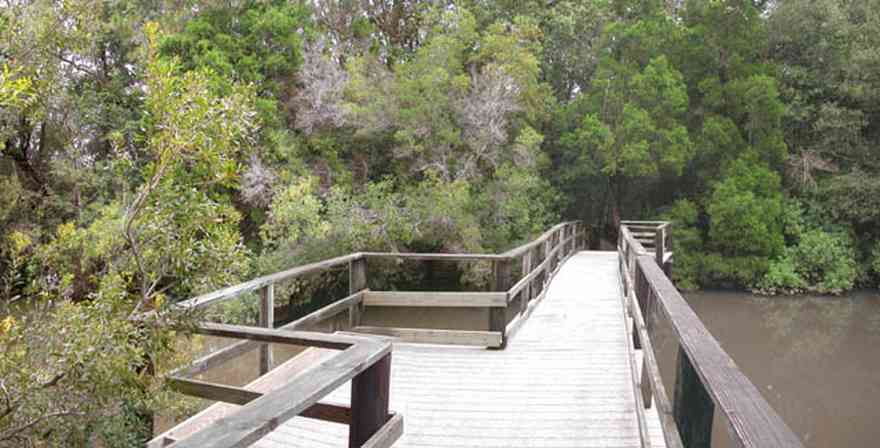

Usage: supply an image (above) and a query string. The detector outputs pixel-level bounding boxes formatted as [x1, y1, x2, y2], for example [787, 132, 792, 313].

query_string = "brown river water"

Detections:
[683, 290, 880, 448]
[161, 290, 880, 447]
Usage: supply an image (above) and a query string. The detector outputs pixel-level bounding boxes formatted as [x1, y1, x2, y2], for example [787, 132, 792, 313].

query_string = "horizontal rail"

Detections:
[351, 326, 503, 347]
[179, 253, 364, 309]
[363, 291, 508, 307]
[287, 290, 366, 330]
[500, 221, 581, 259]
[362, 252, 504, 261]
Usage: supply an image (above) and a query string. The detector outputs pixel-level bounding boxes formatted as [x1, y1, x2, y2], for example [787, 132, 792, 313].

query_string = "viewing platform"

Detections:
[150, 222, 803, 448]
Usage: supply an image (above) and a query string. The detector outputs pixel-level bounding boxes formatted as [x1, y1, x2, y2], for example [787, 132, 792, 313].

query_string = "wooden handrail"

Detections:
[155, 221, 587, 447]
[163, 325, 396, 448]
[618, 223, 803, 448]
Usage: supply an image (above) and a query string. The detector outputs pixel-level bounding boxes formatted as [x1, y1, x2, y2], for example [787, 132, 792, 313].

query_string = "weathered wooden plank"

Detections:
[637, 256, 803, 448]
[362, 252, 503, 261]
[173, 338, 258, 378]
[170, 339, 391, 448]
[301, 402, 352, 425]
[349, 258, 368, 328]
[287, 291, 365, 331]
[490, 258, 512, 348]
[167, 377, 262, 405]
[363, 291, 507, 308]
[192, 322, 354, 350]
[350, 352, 391, 447]
[501, 221, 580, 259]
[351, 326, 503, 347]
[362, 413, 404, 448]
[179, 253, 365, 309]
[259, 284, 275, 375]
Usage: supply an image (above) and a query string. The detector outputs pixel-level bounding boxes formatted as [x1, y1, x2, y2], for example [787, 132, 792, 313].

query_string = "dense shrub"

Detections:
[758, 228, 858, 294]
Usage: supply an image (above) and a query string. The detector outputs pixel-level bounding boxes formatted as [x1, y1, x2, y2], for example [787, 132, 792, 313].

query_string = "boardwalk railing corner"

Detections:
[618, 221, 804, 448]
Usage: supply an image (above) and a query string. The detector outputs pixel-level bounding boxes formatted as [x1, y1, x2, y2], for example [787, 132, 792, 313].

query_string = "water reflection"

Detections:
[686, 290, 880, 448]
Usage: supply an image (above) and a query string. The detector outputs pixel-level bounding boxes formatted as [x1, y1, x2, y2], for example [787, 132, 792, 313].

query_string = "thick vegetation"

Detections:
[1, 0, 879, 445]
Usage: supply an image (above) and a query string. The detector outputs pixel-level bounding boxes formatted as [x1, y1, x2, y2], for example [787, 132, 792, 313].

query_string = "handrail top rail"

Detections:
[500, 220, 581, 259]
[177, 221, 583, 310]
[168, 323, 393, 448]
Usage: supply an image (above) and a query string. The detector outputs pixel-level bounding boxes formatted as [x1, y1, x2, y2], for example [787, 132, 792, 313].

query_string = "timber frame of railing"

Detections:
[149, 221, 587, 448]
[618, 222, 805, 448]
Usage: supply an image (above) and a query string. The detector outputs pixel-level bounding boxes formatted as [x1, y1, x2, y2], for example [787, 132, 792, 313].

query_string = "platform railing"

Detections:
[149, 221, 587, 447]
[618, 222, 804, 448]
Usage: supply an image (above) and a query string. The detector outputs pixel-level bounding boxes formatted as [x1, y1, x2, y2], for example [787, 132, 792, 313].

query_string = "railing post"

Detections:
[258, 283, 274, 375]
[491, 258, 512, 349]
[521, 251, 531, 315]
[655, 226, 665, 267]
[674, 346, 714, 448]
[349, 352, 391, 448]
[349, 256, 368, 329]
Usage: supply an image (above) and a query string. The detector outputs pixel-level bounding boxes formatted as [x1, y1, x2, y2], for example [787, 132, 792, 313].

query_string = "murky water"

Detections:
[684, 290, 880, 447]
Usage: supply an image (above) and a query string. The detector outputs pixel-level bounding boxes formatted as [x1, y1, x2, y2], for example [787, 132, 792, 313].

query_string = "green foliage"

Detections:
[707, 157, 784, 258]
[0, 293, 186, 447]
[159, 0, 311, 127]
[872, 241, 880, 281]
[704, 157, 784, 287]
[759, 229, 858, 295]
[661, 199, 703, 291]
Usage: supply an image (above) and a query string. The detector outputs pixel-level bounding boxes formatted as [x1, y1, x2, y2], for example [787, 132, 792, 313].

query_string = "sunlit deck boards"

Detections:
[254, 251, 651, 448]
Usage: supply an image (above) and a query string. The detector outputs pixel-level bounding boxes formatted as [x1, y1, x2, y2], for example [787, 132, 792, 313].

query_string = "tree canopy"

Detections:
[2, 0, 880, 445]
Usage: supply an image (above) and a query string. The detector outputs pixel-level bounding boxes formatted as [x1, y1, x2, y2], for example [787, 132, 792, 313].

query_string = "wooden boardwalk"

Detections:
[249, 251, 661, 448]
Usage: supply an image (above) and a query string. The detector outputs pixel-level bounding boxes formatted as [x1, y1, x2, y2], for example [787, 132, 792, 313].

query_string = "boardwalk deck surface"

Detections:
[249, 251, 661, 448]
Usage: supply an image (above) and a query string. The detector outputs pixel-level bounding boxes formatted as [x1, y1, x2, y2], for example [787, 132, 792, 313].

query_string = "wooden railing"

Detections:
[150, 221, 587, 447]
[618, 222, 804, 448]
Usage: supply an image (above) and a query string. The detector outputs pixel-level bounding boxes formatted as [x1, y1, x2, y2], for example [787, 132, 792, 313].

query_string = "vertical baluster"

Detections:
[258, 283, 274, 375]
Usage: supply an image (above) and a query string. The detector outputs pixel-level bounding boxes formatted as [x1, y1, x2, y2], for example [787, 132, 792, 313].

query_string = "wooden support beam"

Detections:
[167, 377, 261, 405]
[349, 257, 368, 329]
[351, 326, 503, 347]
[193, 322, 353, 350]
[362, 252, 503, 261]
[490, 258, 512, 349]
[259, 284, 274, 375]
[674, 346, 715, 448]
[350, 352, 391, 448]
[288, 291, 365, 331]
[363, 291, 507, 308]
[521, 251, 531, 315]
[301, 401, 352, 425]
[362, 413, 404, 448]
